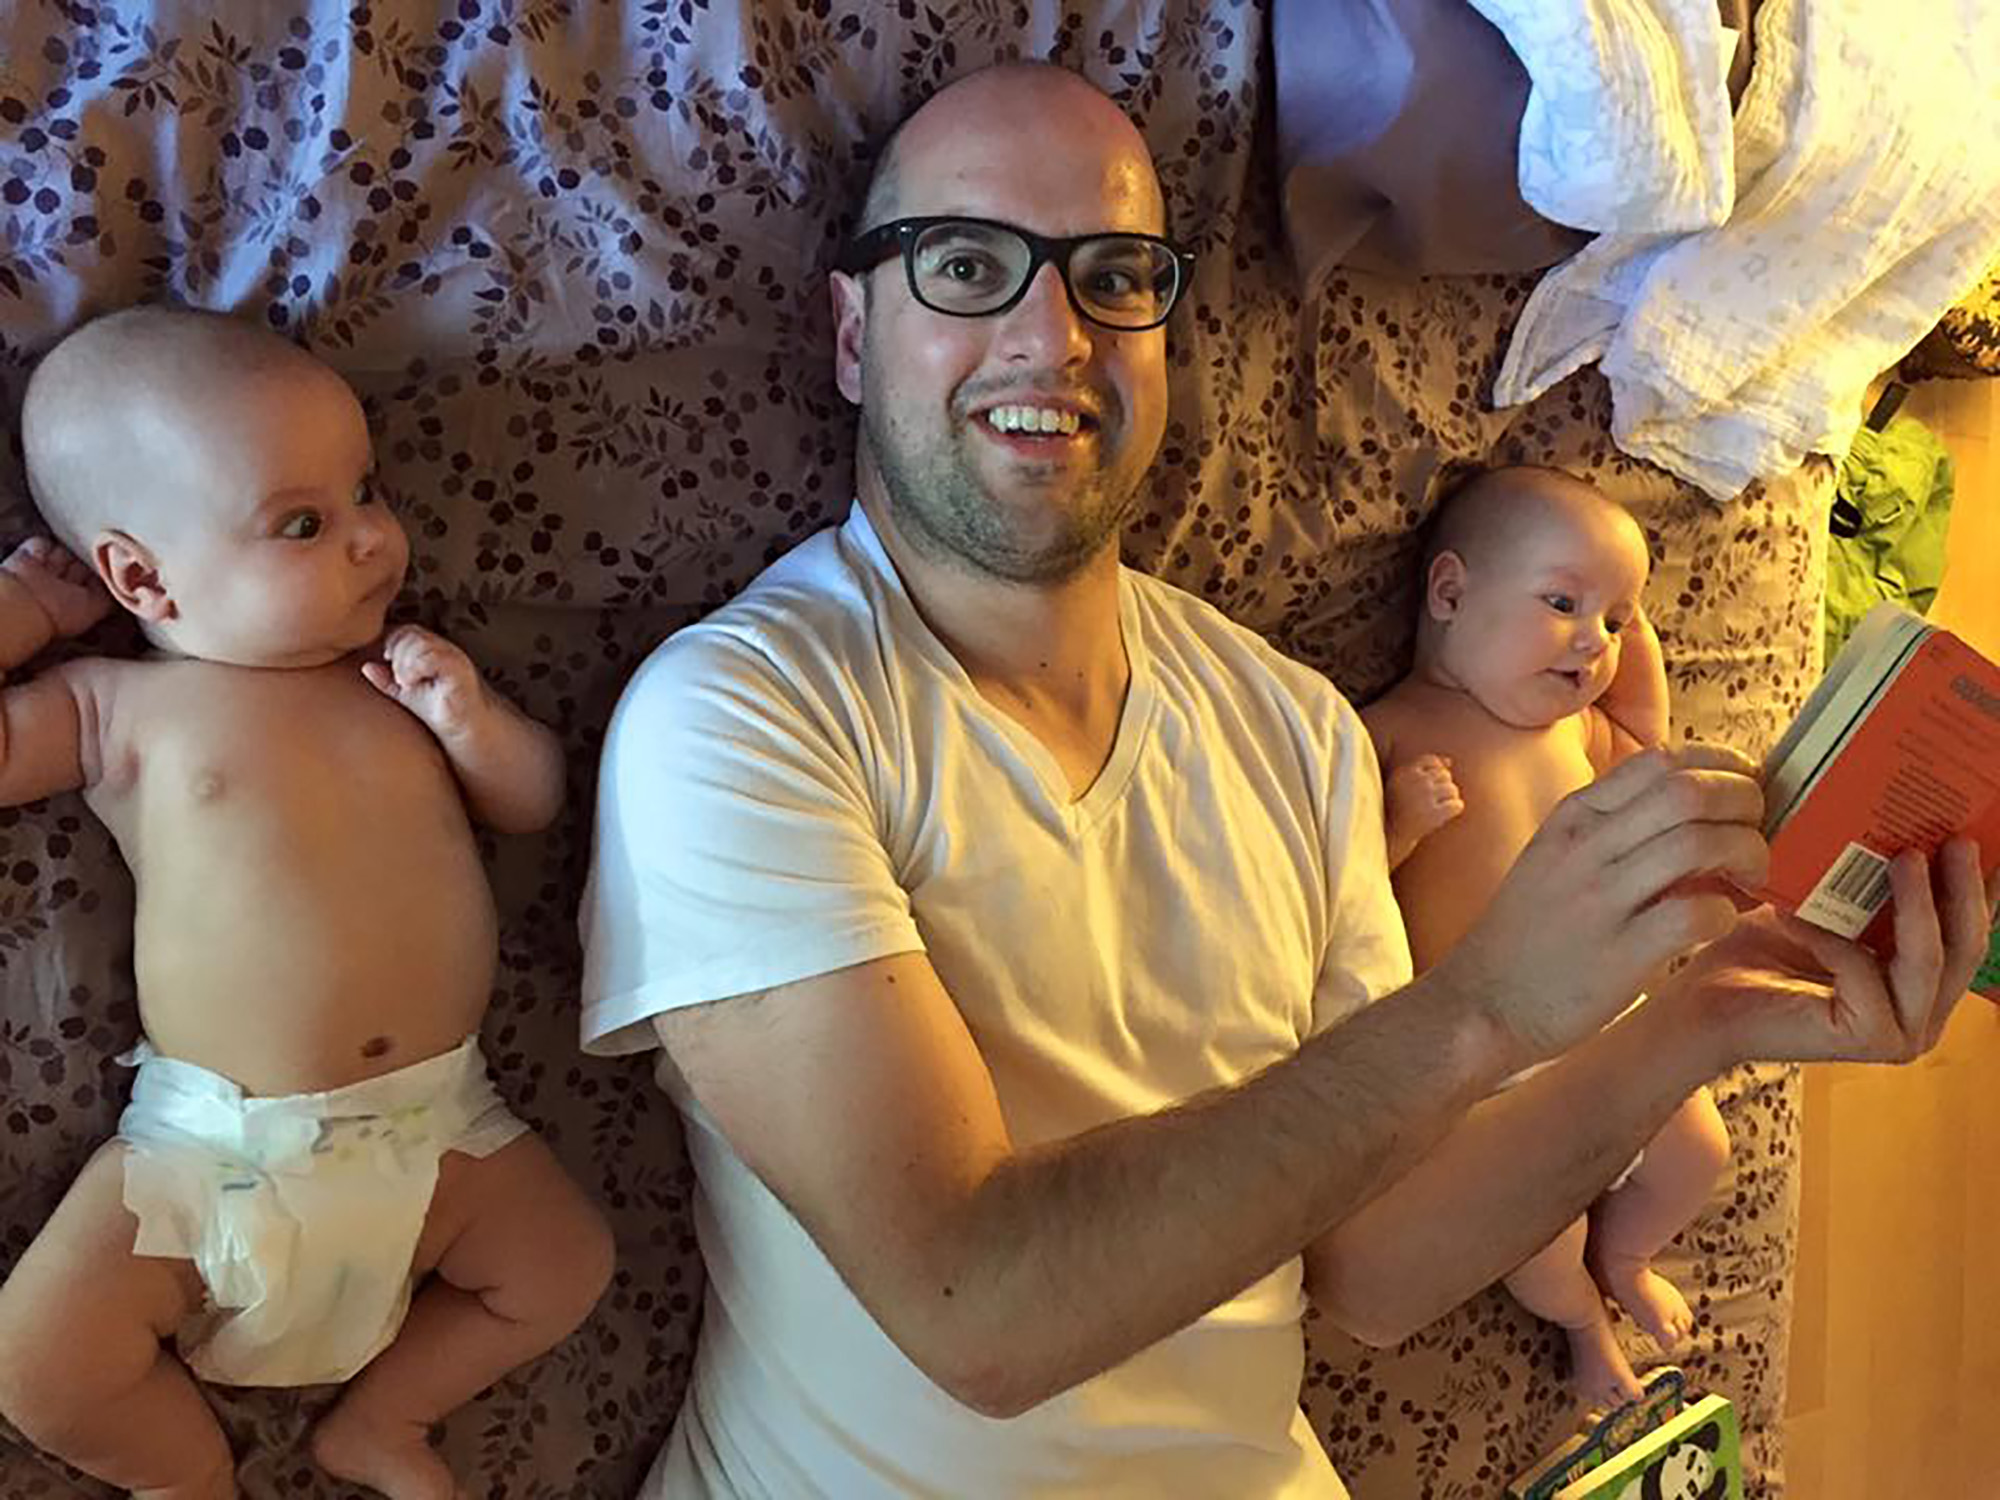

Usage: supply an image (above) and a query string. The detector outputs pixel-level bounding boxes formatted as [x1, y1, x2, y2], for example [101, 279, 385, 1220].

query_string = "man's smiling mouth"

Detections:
[985, 404, 1082, 436]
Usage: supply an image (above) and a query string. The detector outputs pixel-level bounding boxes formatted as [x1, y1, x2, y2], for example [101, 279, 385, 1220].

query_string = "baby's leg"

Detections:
[0, 1144, 232, 1500]
[1587, 1086, 1731, 1354]
[310, 1132, 613, 1500]
[1504, 1213, 1644, 1411]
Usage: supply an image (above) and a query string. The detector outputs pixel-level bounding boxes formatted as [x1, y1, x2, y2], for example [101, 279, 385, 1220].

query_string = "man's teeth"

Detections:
[986, 405, 1082, 436]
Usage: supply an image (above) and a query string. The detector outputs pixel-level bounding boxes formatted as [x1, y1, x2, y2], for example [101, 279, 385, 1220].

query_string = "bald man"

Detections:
[579, 64, 1996, 1498]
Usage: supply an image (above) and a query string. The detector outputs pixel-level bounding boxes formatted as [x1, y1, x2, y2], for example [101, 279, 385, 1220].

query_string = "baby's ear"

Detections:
[1425, 550, 1468, 623]
[93, 530, 175, 623]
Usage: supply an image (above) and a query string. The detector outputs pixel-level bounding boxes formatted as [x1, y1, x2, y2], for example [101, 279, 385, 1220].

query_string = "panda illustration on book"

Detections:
[1612, 1414, 1729, 1500]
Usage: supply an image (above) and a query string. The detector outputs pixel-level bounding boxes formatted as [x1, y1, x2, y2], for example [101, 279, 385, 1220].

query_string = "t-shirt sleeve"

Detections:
[578, 628, 924, 1054]
[1309, 695, 1414, 1034]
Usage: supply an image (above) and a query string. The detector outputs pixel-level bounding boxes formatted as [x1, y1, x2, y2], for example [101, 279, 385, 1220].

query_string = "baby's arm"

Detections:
[364, 625, 565, 833]
[1381, 754, 1464, 868]
[1363, 700, 1465, 868]
[1592, 605, 1669, 768]
[0, 540, 111, 806]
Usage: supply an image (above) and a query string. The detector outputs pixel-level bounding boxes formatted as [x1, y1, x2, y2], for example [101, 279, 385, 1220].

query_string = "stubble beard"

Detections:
[860, 391, 1140, 587]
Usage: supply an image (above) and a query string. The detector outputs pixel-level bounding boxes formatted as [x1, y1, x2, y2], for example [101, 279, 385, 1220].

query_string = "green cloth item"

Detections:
[1823, 414, 1954, 665]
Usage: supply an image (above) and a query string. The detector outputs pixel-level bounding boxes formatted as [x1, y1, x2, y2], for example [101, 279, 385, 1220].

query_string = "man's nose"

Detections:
[995, 262, 1092, 366]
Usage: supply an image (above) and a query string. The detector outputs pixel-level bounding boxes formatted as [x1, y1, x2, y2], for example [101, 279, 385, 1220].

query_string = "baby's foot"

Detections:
[310, 1406, 460, 1500]
[1595, 1256, 1696, 1354]
[1563, 1317, 1646, 1414]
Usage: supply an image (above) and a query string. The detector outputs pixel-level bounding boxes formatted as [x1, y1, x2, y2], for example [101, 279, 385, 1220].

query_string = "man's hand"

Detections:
[0, 539, 112, 641]
[1667, 837, 2000, 1072]
[362, 624, 488, 742]
[1435, 744, 1769, 1070]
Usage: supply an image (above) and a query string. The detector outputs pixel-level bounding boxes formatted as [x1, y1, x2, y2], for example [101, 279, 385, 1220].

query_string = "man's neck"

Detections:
[860, 494, 1130, 796]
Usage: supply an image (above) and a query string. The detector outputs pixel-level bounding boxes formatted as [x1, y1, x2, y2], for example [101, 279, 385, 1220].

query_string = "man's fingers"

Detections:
[1606, 821, 1770, 915]
[1878, 849, 1947, 1043]
[1562, 764, 1766, 872]
[1573, 744, 1760, 817]
[1623, 886, 1742, 977]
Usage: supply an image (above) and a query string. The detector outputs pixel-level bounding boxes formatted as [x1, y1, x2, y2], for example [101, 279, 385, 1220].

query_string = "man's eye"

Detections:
[1084, 266, 1142, 301]
[278, 512, 323, 540]
[935, 252, 1001, 285]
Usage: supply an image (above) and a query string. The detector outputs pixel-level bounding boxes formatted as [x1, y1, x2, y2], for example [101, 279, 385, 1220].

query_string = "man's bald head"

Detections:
[856, 62, 1166, 238]
[21, 306, 339, 553]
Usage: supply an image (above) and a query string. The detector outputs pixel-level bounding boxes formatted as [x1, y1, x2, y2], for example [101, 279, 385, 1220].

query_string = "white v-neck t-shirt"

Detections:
[581, 504, 1412, 1498]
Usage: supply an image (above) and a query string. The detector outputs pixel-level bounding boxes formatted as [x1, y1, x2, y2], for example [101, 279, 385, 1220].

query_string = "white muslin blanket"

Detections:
[1491, 0, 2000, 501]
[1468, 0, 1737, 235]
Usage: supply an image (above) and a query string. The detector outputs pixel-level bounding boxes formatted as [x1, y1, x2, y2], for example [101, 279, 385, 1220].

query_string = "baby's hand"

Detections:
[0, 538, 112, 639]
[1387, 753, 1464, 845]
[362, 625, 488, 741]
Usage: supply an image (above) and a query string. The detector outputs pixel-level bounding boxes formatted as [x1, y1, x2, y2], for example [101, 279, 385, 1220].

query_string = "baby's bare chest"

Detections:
[95, 662, 461, 840]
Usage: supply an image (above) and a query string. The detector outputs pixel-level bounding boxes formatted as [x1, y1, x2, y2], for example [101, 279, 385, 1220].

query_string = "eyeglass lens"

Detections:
[908, 221, 1178, 328]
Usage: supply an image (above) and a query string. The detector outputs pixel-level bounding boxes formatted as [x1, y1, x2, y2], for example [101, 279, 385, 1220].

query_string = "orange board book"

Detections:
[1753, 602, 2000, 995]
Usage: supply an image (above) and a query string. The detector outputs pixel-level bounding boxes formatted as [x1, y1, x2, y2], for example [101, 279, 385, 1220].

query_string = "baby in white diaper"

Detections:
[0, 307, 614, 1500]
[1363, 466, 1730, 1413]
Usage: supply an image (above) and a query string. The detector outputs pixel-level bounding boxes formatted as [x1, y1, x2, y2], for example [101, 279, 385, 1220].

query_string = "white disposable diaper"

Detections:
[1496, 996, 1649, 1192]
[117, 1034, 527, 1387]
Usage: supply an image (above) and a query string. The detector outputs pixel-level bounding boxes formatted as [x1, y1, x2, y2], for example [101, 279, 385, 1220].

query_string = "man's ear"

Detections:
[92, 530, 176, 623]
[830, 271, 868, 407]
[1425, 550, 1468, 624]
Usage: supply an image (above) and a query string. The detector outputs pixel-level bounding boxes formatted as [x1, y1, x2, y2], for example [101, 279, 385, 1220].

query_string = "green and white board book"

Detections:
[1505, 1368, 1742, 1500]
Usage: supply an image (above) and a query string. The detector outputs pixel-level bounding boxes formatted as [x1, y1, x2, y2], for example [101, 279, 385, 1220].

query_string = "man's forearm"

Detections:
[1303, 995, 1720, 1347]
[895, 969, 1514, 1417]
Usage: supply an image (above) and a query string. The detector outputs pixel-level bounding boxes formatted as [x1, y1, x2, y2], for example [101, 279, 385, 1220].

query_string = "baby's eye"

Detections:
[1606, 616, 1629, 635]
[1543, 594, 1575, 615]
[277, 511, 324, 540]
[355, 476, 379, 506]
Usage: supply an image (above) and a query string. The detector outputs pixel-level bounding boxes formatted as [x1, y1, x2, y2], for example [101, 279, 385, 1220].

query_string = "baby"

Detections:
[1363, 465, 1730, 1411]
[0, 308, 613, 1500]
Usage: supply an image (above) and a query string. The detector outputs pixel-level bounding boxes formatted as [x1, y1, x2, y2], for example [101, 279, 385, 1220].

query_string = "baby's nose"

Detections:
[351, 512, 388, 559]
[1573, 622, 1612, 655]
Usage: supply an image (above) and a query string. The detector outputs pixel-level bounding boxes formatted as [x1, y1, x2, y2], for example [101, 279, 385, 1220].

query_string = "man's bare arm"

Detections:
[662, 948, 1511, 1419]
[659, 749, 1767, 1417]
[1302, 997, 1705, 1345]
[1306, 837, 1999, 1346]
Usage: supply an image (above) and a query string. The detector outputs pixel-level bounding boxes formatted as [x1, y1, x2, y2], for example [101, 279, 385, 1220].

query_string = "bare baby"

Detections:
[0, 308, 613, 1500]
[1364, 466, 1730, 1411]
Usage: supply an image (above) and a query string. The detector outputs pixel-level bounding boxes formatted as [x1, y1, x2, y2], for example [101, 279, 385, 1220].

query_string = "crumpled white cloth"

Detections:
[1492, 0, 2000, 501]
[1468, 0, 1736, 235]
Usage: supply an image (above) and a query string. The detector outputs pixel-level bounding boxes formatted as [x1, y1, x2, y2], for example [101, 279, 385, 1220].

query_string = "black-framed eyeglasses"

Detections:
[835, 215, 1196, 332]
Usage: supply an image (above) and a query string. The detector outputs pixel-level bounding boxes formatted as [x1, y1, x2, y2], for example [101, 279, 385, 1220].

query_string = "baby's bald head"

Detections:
[21, 306, 338, 554]
[1423, 465, 1639, 577]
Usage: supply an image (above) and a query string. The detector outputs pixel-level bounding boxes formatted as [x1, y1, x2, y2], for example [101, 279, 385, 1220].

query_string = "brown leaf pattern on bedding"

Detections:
[0, 4, 1822, 1495]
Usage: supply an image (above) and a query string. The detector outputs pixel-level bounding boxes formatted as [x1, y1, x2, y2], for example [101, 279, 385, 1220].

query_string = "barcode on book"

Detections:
[1796, 843, 1893, 937]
